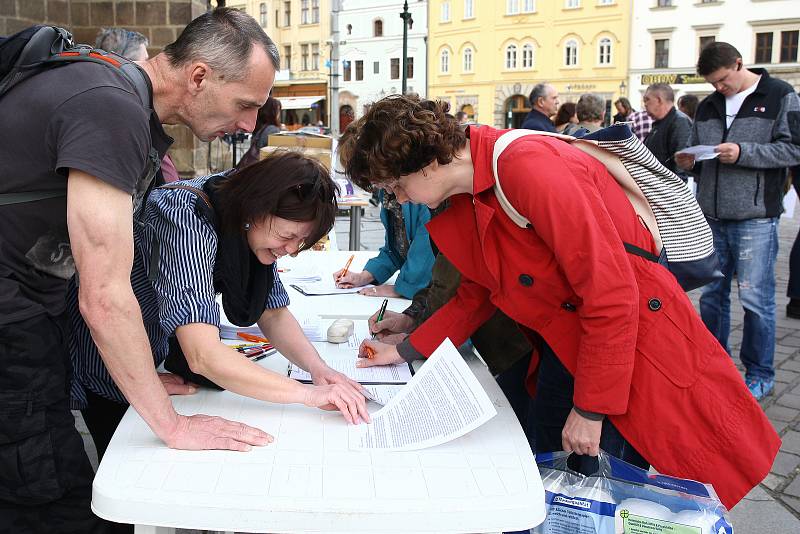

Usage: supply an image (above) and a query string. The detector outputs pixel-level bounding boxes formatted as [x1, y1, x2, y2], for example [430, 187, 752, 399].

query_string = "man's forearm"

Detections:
[81, 283, 179, 441]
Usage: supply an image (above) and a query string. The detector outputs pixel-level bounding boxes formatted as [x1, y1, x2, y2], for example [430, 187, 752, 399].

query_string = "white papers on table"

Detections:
[348, 338, 497, 451]
[289, 281, 375, 296]
[218, 305, 260, 340]
[676, 145, 719, 161]
[362, 385, 403, 406]
[301, 316, 326, 342]
[277, 265, 321, 283]
[290, 320, 412, 384]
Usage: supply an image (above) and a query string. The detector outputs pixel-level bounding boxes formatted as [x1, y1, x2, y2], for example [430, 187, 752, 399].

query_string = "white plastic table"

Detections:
[91, 251, 546, 533]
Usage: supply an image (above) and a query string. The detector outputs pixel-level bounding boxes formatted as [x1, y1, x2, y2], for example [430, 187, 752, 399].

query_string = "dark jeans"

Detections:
[81, 390, 130, 462]
[0, 313, 106, 533]
[789, 181, 800, 299]
[531, 342, 649, 472]
[494, 351, 535, 451]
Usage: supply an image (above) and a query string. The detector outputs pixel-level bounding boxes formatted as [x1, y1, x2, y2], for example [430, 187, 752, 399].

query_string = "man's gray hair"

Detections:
[529, 83, 551, 107]
[164, 7, 280, 82]
[646, 83, 675, 102]
[576, 93, 605, 122]
[95, 28, 149, 60]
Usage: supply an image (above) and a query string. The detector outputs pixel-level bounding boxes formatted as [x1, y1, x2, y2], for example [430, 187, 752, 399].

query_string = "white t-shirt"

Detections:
[725, 76, 761, 128]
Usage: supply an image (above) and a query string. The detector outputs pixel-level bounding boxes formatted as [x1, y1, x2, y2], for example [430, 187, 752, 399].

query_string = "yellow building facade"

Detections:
[240, 0, 331, 127]
[428, 0, 631, 128]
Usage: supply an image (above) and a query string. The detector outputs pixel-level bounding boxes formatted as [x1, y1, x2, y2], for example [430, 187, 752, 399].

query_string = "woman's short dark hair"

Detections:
[697, 42, 741, 76]
[554, 102, 577, 127]
[678, 94, 699, 120]
[339, 94, 466, 190]
[214, 151, 338, 252]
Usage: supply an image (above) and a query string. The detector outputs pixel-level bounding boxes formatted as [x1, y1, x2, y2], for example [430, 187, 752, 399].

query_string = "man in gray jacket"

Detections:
[676, 42, 800, 400]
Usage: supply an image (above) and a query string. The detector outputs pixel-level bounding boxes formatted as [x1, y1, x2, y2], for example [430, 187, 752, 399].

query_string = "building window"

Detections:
[343, 60, 351, 81]
[374, 61, 380, 74]
[523, 0, 535, 12]
[507, 0, 519, 14]
[522, 43, 534, 68]
[657, 0, 672, 6]
[347, 24, 352, 35]
[440, 49, 450, 73]
[355, 60, 363, 81]
[374, 19, 383, 37]
[391, 58, 400, 79]
[654, 38, 669, 68]
[505, 44, 518, 69]
[406, 57, 414, 79]
[699, 35, 715, 53]
[755, 32, 773, 64]
[312, 0, 319, 23]
[781, 30, 799, 63]
[463, 47, 473, 71]
[464, 0, 474, 18]
[259, 3, 267, 27]
[565, 0, 580, 8]
[311, 43, 319, 70]
[301, 0, 309, 24]
[284, 45, 291, 70]
[598, 0, 613, 5]
[441, 1, 450, 22]
[598, 37, 612, 65]
[564, 39, 578, 66]
[301, 44, 309, 70]
[283, 1, 291, 26]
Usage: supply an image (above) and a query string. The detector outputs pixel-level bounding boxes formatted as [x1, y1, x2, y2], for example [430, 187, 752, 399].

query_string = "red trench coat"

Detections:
[408, 125, 780, 509]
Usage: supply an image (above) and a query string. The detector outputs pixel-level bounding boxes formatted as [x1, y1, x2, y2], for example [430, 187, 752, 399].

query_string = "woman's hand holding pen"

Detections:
[301, 383, 370, 425]
[357, 339, 405, 367]
[332, 269, 373, 288]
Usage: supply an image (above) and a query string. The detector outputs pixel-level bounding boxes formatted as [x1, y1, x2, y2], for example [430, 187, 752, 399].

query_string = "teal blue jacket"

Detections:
[364, 196, 435, 299]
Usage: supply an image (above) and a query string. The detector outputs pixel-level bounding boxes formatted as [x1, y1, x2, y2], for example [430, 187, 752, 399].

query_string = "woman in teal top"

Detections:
[335, 190, 435, 299]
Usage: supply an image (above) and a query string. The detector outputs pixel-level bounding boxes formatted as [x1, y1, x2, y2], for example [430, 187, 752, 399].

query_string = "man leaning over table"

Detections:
[676, 41, 800, 401]
[0, 8, 278, 532]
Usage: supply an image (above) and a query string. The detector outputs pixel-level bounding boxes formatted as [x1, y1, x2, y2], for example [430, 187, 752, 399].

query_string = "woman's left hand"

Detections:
[158, 372, 198, 396]
[356, 339, 405, 367]
[358, 284, 400, 298]
[310, 363, 362, 391]
[561, 408, 603, 456]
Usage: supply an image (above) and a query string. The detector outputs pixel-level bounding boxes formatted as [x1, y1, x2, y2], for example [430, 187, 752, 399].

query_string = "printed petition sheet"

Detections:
[349, 338, 497, 451]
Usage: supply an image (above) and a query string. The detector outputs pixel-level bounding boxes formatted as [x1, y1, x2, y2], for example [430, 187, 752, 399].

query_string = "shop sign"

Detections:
[641, 73, 707, 85]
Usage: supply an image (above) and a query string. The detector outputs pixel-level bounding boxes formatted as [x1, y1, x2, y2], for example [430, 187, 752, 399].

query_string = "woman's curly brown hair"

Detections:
[339, 94, 466, 191]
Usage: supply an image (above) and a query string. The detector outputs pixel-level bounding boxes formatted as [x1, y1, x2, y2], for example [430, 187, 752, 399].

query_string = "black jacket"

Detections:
[520, 108, 556, 132]
[644, 106, 692, 176]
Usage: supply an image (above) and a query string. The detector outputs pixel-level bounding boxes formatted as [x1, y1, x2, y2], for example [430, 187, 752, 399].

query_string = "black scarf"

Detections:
[202, 175, 274, 327]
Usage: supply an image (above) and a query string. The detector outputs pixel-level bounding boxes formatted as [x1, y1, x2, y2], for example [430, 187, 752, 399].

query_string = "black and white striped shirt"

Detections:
[69, 174, 289, 409]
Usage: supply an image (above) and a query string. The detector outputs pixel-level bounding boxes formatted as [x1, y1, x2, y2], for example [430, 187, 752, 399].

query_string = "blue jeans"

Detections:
[699, 217, 778, 380]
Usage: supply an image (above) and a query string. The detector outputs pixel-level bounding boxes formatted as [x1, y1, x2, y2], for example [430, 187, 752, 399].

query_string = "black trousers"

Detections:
[789, 181, 800, 299]
[0, 313, 107, 533]
[81, 390, 130, 463]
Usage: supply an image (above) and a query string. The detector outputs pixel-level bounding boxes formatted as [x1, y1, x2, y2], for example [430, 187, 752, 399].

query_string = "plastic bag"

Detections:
[531, 450, 734, 534]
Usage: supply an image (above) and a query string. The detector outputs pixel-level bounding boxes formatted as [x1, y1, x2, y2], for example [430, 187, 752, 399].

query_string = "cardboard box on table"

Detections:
[259, 134, 332, 169]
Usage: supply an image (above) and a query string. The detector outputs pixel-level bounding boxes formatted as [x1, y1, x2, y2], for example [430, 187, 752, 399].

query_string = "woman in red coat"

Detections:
[341, 95, 779, 509]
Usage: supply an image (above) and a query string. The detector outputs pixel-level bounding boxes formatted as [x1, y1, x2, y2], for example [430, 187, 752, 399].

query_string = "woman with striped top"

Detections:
[69, 152, 369, 460]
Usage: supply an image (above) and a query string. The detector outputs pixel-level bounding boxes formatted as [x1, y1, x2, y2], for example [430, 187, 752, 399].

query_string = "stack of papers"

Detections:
[290, 281, 374, 296]
[277, 265, 322, 283]
[301, 316, 326, 342]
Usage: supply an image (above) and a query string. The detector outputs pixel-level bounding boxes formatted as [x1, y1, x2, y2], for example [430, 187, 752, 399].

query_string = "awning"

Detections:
[277, 96, 325, 110]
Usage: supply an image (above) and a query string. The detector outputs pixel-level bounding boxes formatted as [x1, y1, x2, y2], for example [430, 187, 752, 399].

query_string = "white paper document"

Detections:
[289, 281, 375, 296]
[362, 385, 403, 406]
[348, 338, 497, 451]
[676, 145, 719, 161]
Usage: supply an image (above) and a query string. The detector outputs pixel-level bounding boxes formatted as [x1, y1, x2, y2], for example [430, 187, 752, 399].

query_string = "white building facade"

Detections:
[338, 0, 428, 125]
[628, 0, 800, 107]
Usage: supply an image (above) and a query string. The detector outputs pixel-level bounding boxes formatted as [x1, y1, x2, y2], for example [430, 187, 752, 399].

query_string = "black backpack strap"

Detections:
[623, 242, 660, 263]
[0, 190, 65, 205]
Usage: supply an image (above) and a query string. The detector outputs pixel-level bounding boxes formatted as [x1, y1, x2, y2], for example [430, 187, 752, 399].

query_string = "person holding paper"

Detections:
[337, 94, 779, 510]
[675, 42, 800, 401]
[69, 152, 369, 461]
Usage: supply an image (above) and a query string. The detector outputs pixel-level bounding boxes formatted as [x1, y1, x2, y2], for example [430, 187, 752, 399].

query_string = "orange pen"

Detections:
[237, 332, 270, 344]
[364, 346, 376, 359]
[337, 254, 355, 283]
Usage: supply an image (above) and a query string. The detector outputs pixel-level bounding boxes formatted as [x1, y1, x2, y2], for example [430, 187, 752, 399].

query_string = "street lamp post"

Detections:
[400, 1, 413, 94]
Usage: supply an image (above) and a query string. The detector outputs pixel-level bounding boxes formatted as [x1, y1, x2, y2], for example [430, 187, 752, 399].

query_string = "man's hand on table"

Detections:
[163, 414, 274, 451]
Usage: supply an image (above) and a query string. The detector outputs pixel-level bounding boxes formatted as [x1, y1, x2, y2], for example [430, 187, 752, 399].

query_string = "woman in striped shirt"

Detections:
[69, 152, 369, 459]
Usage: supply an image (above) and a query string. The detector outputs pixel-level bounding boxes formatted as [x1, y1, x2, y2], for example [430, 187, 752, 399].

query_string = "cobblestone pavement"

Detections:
[75, 203, 800, 530]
